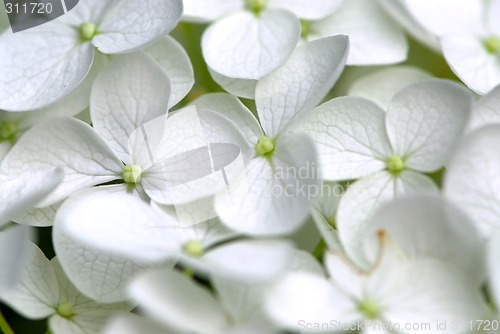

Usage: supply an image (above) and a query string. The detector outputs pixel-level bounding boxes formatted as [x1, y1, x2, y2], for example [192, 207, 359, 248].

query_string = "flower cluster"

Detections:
[1, 0, 500, 333]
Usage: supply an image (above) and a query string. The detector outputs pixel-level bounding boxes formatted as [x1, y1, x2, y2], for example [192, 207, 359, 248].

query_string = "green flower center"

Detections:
[56, 302, 75, 319]
[483, 35, 500, 55]
[301, 20, 312, 39]
[386, 155, 405, 175]
[182, 241, 204, 257]
[80, 22, 98, 41]
[246, 0, 268, 14]
[358, 298, 381, 320]
[255, 136, 275, 156]
[123, 165, 143, 184]
[0, 121, 17, 142]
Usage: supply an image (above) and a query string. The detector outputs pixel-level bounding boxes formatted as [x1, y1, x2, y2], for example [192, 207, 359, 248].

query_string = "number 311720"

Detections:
[5, 2, 53, 14]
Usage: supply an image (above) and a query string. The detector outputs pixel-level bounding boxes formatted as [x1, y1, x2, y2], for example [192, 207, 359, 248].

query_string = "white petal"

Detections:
[265, 272, 356, 332]
[93, 0, 183, 54]
[373, 258, 487, 326]
[0, 225, 31, 290]
[270, 0, 344, 20]
[444, 125, 500, 234]
[469, 84, 500, 130]
[14, 204, 61, 227]
[0, 169, 63, 224]
[0, 26, 93, 111]
[90, 52, 170, 163]
[182, 0, 243, 22]
[337, 171, 438, 269]
[403, 0, 482, 36]
[296, 97, 392, 180]
[377, 0, 440, 51]
[55, 190, 182, 264]
[208, 68, 258, 99]
[202, 9, 300, 80]
[190, 93, 263, 145]
[348, 65, 432, 110]
[53, 187, 149, 303]
[0, 242, 58, 319]
[145, 36, 194, 108]
[0, 118, 123, 207]
[364, 195, 485, 284]
[441, 35, 500, 95]
[50, 310, 128, 334]
[185, 239, 295, 281]
[386, 79, 472, 172]
[311, 0, 407, 65]
[129, 269, 228, 333]
[216, 134, 320, 236]
[257, 35, 348, 137]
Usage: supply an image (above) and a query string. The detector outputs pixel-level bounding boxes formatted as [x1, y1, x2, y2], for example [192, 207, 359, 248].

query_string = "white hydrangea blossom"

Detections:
[0, 0, 183, 111]
[0, 242, 130, 334]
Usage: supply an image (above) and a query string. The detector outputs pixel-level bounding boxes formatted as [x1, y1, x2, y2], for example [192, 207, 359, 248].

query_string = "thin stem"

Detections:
[0, 310, 14, 334]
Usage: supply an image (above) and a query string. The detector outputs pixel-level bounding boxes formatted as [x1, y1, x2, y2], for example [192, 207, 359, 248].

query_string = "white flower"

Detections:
[266, 229, 487, 333]
[103, 250, 322, 334]
[55, 190, 295, 284]
[183, 0, 343, 81]
[445, 125, 500, 235]
[296, 79, 472, 267]
[0, 0, 183, 111]
[191, 36, 348, 235]
[397, 0, 500, 94]
[487, 230, 500, 319]
[0, 242, 130, 334]
[0, 51, 193, 220]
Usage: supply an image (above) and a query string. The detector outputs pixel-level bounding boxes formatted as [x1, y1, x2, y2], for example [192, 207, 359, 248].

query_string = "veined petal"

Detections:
[0, 243, 58, 319]
[0, 118, 123, 207]
[53, 186, 150, 303]
[386, 79, 472, 172]
[270, 0, 344, 20]
[145, 36, 194, 108]
[14, 204, 61, 227]
[311, 0, 407, 65]
[182, 0, 243, 23]
[296, 97, 392, 181]
[257, 35, 348, 137]
[488, 230, 500, 307]
[93, 0, 183, 54]
[0, 25, 93, 111]
[444, 125, 500, 234]
[348, 66, 432, 110]
[90, 52, 171, 164]
[441, 35, 500, 95]
[202, 9, 300, 80]
[216, 134, 320, 236]
[58, 0, 113, 25]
